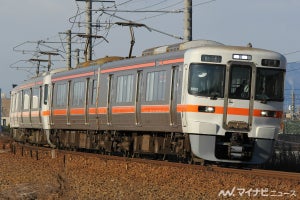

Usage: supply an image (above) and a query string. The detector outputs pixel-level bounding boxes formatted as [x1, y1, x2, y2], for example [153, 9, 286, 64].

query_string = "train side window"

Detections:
[55, 83, 67, 107]
[10, 94, 15, 113]
[23, 89, 31, 110]
[44, 84, 48, 105]
[32, 87, 39, 109]
[116, 74, 134, 103]
[16, 92, 21, 112]
[146, 70, 166, 101]
[72, 81, 85, 106]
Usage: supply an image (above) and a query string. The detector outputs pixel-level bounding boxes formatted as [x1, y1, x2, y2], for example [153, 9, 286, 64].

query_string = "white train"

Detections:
[10, 40, 286, 164]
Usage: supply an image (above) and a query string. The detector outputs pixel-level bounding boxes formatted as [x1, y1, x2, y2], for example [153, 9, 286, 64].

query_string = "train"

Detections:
[9, 40, 286, 164]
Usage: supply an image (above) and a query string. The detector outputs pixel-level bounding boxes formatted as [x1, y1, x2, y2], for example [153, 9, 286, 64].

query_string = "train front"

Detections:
[182, 45, 286, 164]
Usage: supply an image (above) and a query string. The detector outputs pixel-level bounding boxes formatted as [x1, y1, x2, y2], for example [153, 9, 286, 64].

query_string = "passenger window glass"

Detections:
[23, 89, 30, 110]
[72, 81, 85, 106]
[116, 75, 134, 103]
[55, 83, 67, 107]
[16, 92, 21, 111]
[229, 65, 251, 99]
[91, 80, 98, 105]
[146, 71, 166, 101]
[32, 87, 40, 109]
[44, 84, 48, 105]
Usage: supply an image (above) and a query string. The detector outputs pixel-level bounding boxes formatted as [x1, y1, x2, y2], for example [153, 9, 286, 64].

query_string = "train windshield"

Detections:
[188, 63, 225, 98]
[255, 68, 284, 102]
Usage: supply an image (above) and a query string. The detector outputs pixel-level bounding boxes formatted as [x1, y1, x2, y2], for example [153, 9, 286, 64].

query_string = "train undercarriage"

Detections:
[11, 128, 261, 165]
[11, 128, 196, 163]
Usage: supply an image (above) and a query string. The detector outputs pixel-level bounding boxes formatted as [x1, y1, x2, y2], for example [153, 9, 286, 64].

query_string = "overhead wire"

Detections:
[116, 0, 136, 7]
[12, 0, 218, 73]
[72, 0, 189, 53]
[132, 0, 216, 23]
[134, 0, 168, 11]
[193, 0, 217, 8]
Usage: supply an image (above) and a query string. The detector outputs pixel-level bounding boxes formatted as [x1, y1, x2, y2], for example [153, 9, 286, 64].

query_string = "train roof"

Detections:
[142, 40, 224, 56]
[99, 40, 224, 71]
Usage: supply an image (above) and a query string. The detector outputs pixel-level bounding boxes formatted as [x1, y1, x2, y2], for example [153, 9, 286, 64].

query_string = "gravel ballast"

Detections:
[0, 142, 299, 199]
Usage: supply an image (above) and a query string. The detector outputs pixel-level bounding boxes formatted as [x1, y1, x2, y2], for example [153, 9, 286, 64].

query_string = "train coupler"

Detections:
[215, 132, 254, 161]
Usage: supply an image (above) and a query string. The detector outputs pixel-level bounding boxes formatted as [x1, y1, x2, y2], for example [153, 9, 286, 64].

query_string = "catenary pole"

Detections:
[184, 0, 192, 42]
[86, 0, 92, 61]
[66, 30, 72, 69]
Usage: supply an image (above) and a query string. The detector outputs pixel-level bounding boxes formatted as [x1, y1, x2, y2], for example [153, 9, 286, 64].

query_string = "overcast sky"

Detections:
[1, 0, 300, 96]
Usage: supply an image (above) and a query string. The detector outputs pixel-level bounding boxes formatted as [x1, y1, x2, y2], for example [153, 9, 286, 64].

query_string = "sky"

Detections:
[1, 0, 300, 106]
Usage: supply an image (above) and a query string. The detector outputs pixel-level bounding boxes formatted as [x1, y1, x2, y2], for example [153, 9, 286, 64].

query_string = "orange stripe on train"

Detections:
[101, 62, 155, 74]
[112, 106, 135, 114]
[70, 108, 85, 115]
[46, 104, 282, 118]
[53, 109, 67, 116]
[141, 105, 170, 113]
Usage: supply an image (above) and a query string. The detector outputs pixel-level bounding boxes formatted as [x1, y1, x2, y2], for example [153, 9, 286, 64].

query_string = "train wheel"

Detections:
[187, 153, 206, 165]
[187, 153, 194, 164]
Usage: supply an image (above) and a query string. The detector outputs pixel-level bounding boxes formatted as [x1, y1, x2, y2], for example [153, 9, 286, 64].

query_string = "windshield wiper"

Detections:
[210, 92, 219, 100]
[260, 96, 270, 104]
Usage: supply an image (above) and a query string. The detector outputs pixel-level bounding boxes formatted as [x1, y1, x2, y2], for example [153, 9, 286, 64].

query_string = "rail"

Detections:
[3, 140, 299, 182]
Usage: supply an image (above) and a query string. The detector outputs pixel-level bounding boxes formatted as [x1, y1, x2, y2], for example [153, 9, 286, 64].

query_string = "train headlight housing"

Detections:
[261, 110, 277, 117]
[261, 59, 280, 67]
[198, 106, 215, 113]
[232, 54, 252, 60]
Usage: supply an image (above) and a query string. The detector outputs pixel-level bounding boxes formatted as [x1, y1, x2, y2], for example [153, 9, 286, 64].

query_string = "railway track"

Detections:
[3, 139, 299, 182]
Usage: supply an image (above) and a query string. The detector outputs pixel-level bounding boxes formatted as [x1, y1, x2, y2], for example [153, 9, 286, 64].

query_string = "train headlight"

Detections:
[198, 106, 215, 113]
[261, 110, 277, 117]
[232, 54, 252, 60]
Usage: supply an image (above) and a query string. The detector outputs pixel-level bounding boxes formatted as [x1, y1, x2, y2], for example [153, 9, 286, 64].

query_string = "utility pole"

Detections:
[291, 91, 295, 120]
[76, 0, 114, 61]
[66, 30, 72, 69]
[75, 0, 94, 61]
[86, 0, 92, 61]
[184, 0, 192, 42]
[75, 49, 80, 65]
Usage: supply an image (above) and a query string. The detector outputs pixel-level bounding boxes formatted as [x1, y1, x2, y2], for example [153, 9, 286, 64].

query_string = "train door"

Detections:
[67, 81, 71, 126]
[21, 89, 31, 126]
[170, 66, 179, 126]
[42, 74, 52, 130]
[135, 70, 143, 125]
[15, 92, 22, 127]
[69, 79, 88, 128]
[85, 78, 89, 125]
[30, 86, 42, 127]
[38, 86, 43, 124]
[223, 62, 256, 130]
[107, 74, 113, 125]
[89, 78, 99, 129]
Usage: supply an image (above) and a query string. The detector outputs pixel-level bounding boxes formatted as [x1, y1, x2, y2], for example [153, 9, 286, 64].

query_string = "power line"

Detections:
[193, 0, 216, 8]
[134, 0, 168, 11]
[284, 50, 300, 56]
[12, 0, 217, 75]
[116, 0, 136, 7]
[101, 10, 183, 40]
